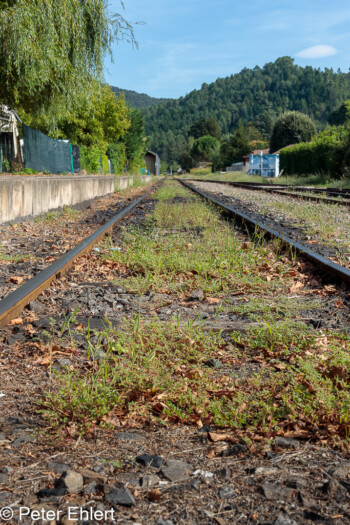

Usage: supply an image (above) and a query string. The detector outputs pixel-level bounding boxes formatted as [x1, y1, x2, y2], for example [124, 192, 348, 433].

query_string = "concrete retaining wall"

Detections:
[0, 175, 114, 224]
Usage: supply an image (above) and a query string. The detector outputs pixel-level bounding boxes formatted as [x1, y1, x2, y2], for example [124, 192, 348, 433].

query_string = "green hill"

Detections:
[142, 57, 350, 162]
[110, 86, 172, 109]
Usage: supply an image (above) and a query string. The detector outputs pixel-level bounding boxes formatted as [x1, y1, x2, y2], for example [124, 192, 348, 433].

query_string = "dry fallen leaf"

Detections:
[207, 297, 221, 305]
[10, 318, 23, 325]
[148, 488, 162, 501]
[334, 300, 346, 309]
[8, 276, 24, 284]
[288, 281, 304, 293]
[208, 432, 235, 443]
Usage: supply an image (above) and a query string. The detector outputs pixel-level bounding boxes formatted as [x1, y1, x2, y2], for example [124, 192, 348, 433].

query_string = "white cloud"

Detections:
[296, 45, 339, 58]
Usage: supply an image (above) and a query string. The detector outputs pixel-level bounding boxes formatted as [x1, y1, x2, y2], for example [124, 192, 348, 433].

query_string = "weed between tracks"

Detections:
[41, 317, 350, 445]
[105, 182, 294, 295]
[40, 181, 350, 446]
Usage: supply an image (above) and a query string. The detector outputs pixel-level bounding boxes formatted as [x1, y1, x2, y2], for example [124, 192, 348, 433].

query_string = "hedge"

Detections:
[280, 125, 350, 178]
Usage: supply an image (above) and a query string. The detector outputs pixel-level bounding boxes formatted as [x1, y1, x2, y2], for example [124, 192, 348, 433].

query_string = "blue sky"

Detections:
[105, 0, 350, 99]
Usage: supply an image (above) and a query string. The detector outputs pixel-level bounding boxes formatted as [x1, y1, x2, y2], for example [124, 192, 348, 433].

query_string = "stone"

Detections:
[187, 289, 204, 301]
[0, 432, 6, 441]
[273, 513, 299, 525]
[55, 358, 72, 369]
[29, 301, 47, 315]
[266, 451, 279, 460]
[33, 318, 52, 329]
[157, 520, 174, 525]
[259, 483, 294, 501]
[47, 462, 70, 473]
[160, 460, 193, 482]
[340, 480, 350, 493]
[77, 467, 107, 484]
[328, 461, 350, 479]
[57, 470, 84, 494]
[135, 454, 163, 468]
[215, 467, 231, 480]
[7, 334, 26, 344]
[188, 479, 201, 491]
[105, 487, 136, 507]
[204, 358, 223, 369]
[303, 510, 328, 522]
[83, 481, 98, 496]
[165, 459, 193, 470]
[218, 486, 237, 499]
[1, 466, 13, 473]
[286, 477, 308, 490]
[0, 473, 8, 483]
[321, 479, 347, 503]
[140, 474, 160, 488]
[193, 469, 213, 479]
[37, 486, 66, 499]
[253, 467, 278, 476]
[297, 491, 317, 508]
[274, 437, 299, 449]
[116, 472, 140, 486]
[12, 434, 35, 447]
[0, 492, 12, 504]
[220, 444, 249, 456]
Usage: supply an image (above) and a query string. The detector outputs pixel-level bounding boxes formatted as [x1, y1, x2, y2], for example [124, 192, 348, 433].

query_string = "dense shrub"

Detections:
[270, 111, 316, 153]
[80, 146, 101, 174]
[108, 143, 126, 174]
[280, 125, 350, 177]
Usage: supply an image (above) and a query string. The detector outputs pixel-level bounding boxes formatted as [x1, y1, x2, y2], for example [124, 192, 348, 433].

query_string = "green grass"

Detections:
[41, 317, 350, 444]
[105, 181, 292, 295]
[0, 242, 31, 262]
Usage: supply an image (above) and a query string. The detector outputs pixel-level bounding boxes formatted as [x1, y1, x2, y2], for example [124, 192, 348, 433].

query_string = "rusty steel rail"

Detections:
[179, 180, 350, 286]
[0, 180, 162, 328]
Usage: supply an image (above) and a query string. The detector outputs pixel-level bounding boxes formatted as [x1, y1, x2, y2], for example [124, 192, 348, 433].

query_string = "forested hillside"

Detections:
[111, 87, 172, 109]
[143, 57, 350, 164]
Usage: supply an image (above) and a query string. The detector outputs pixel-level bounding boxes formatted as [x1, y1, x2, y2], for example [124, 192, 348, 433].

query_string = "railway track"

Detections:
[0, 179, 162, 327]
[1, 176, 350, 328]
[180, 179, 350, 286]
[186, 178, 350, 206]
[1, 179, 350, 524]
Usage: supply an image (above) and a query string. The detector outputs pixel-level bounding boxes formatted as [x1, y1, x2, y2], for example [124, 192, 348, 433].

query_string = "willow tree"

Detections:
[0, 0, 135, 112]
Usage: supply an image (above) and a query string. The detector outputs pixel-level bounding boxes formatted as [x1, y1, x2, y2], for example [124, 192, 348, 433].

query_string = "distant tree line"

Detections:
[141, 57, 350, 169]
[111, 87, 172, 109]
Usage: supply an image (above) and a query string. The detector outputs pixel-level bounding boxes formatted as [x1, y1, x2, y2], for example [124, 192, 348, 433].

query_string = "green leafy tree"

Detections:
[328, 100, 350, 125]
[188, 117, 221, 140]
[191, 135, 220, 161]
[179, 151, 196, 172]
[270, 111, 316, 153]
[219, 121, 250, 168]
[20, 83, 131, 155]
[124, 109, 148, 172]
[0, 0, 134, 112]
